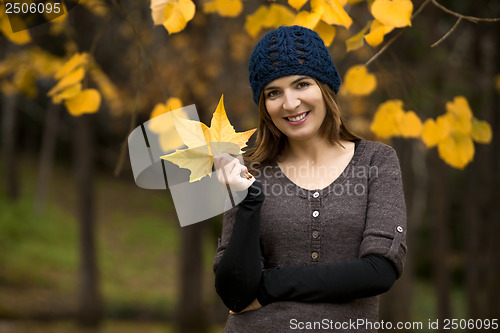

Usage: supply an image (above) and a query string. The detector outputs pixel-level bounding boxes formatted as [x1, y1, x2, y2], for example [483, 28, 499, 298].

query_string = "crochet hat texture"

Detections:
[248, 25, 341, 104]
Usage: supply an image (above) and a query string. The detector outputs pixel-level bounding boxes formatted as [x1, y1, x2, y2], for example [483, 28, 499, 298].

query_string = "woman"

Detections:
[213, 25, 407, 333]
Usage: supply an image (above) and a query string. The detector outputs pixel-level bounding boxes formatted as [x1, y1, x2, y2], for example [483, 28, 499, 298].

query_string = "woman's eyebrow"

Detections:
[263, 76, 311, 91]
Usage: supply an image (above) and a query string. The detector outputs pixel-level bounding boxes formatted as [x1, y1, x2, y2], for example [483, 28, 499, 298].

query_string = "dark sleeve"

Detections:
[213, 181, 265, 313]
[256, 254, 398, 306]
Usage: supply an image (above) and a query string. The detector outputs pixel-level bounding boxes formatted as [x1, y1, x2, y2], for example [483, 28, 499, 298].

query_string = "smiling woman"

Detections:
[212, 25, 407, 333]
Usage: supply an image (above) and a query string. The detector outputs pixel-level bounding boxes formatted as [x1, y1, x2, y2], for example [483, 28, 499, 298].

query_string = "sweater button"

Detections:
[311, 251, 319, 259]
[312, 191, 319, 198]
[312, 231, 319, 239]
[312, 210, 319, 218]
[397, 226, 404, 233]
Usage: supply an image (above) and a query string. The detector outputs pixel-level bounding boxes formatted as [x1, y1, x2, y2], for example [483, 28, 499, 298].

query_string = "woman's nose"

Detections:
[282, 90, 300, 111]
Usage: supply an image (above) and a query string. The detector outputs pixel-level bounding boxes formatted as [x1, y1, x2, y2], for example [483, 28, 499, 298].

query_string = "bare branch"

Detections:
[431, 17, 462, 48]
[431, 0, 500, 23]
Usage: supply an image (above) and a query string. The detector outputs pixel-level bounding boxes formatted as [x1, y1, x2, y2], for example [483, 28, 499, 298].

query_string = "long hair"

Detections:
[244, 79, 361, 171]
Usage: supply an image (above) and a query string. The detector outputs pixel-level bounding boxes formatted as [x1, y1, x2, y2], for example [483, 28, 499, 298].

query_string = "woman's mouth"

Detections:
[284, 111, 310, 124]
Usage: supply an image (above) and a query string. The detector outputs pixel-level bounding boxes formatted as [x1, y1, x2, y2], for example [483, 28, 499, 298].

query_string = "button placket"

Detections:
[310, 190, 321, 263]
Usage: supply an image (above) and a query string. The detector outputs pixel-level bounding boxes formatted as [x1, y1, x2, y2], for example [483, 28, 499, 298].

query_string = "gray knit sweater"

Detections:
[213, 140, 407, 332]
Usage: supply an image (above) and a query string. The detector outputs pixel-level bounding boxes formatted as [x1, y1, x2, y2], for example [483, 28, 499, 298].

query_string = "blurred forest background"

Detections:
[0, 0, 499, 332]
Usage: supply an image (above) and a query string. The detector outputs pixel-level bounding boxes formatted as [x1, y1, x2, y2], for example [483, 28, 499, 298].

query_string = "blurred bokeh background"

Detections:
[1, 0, 499, 332]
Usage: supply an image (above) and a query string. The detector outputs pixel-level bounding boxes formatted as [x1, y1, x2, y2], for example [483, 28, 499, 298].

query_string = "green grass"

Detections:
[0, 157, 185, 321]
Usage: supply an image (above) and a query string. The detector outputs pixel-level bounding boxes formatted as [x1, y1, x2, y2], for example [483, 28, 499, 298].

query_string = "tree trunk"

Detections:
[176, 222, 209, 333]
[33, 102, 60, 214]
[1, 93, 21, 200]
[429, 150, 451, 320]
[74, 114, 102, 327]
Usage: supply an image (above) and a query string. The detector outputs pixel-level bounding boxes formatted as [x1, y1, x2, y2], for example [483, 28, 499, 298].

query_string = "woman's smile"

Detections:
[283, 111, 310, 125]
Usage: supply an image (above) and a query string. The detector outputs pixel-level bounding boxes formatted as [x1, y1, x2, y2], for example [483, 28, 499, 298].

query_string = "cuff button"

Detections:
[397, 226, 404, 233]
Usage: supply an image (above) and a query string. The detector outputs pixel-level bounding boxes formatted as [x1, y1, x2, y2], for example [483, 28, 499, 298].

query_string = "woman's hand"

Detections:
[213, 153, 255, 192]
[229, 298, 262, 315]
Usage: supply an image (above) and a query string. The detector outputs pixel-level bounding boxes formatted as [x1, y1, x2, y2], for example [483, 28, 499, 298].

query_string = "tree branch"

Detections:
[431, 0, 500, 23]
[431, 17, 462, 48]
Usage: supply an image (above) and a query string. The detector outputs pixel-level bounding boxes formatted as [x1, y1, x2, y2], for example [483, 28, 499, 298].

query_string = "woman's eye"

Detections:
[297, 81, 310, 89]
[267, 90, 280, 98]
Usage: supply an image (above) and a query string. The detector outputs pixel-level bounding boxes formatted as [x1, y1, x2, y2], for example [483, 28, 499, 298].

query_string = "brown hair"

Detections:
[243, 79, 361, 170]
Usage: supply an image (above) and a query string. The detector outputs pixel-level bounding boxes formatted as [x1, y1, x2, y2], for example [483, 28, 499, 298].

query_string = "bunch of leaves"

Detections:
[47, 53, 101, 116]
[370, 97, 492, 169]
[0, 47, 63, 97]
[160, 95, 256, 182]
[421, 96, 492, 169]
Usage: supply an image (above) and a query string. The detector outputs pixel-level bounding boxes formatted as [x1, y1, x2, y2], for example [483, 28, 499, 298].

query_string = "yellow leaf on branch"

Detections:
[289, 0, 309, 11]
[471, 118, 492, 144]
[52, 83, 82, 104]
[55, 53, 88, 80]
[47, 67, 85, 97]
[161, 95, 256, 182]
[204, 0, 243, 17]
[421, 116, 450, 148]
[371, 0, 412, 28]
[370, 99, 422, 138]
[63, 89, 101, 116]
[343, 65, 377, 96]
[370, 100, 405, 138]
[154, 0, 196, 34]
[445, 96, 472, 134]
[399, 110, 422, 138]
[245, 4, 295, 38]
[148, 97, 186, 152]
[313, 20, 336, 47]
[311, 0, 352, 29]
[437, 133, 474, 170]
[364, 19, 394, 47]
[0, 9, 31, 45]
[346, 21, 371, 52]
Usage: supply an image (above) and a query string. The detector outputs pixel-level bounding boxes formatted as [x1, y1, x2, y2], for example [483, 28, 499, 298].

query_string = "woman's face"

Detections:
[264, 75, 326, 142]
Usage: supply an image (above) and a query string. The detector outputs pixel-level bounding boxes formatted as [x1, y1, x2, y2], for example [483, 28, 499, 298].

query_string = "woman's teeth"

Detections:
[287, 112, 308, 122]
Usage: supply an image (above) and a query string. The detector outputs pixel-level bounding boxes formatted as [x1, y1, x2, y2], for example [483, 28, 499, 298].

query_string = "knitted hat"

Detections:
[248, 25, 341, 104]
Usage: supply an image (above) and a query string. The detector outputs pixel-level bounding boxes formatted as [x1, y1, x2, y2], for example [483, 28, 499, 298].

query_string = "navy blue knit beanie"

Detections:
[249, 25, 341, 105]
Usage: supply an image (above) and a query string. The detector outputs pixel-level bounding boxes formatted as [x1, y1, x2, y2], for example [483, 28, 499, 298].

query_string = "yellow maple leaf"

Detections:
[437, 133, 474, 169]
[289, 0, 309, 11]
[63, 89, 101, 116]
[364, 19, 394, 47]
[161, 95, 256, 182]
[346, 21, 371, 52]
[471, 118, 492, 144]
[311, 0, 352, 29]
[343, 65, 377, 96]
[245, 4, 295, 38]
[163, 0, 196, 34]
[371, 0, 412, 28]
